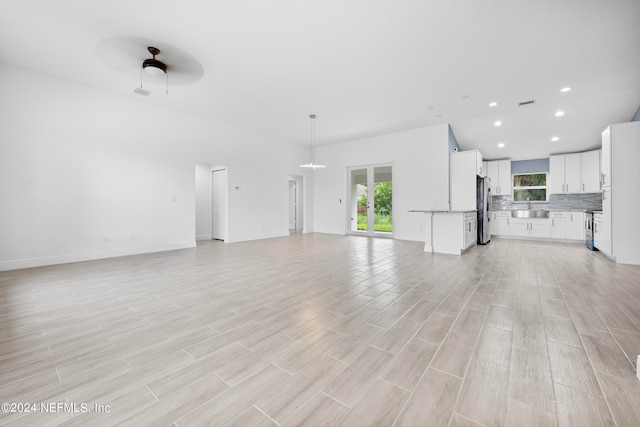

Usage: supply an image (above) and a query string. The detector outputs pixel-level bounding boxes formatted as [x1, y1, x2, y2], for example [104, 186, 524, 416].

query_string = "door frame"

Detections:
[347, 163, 393, 238]
[211, 167, 228, 241]
[288, 180, 297, 230]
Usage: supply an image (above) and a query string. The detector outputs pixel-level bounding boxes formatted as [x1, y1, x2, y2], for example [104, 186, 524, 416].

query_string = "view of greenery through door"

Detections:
[357, 181, 392, 232]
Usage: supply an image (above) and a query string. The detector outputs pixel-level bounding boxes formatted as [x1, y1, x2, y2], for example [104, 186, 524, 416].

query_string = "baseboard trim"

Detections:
[0, 241, 197, 272]
[225, 231, 288, 243]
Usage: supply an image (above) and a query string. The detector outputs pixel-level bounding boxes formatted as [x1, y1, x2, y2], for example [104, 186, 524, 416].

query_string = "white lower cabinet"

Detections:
[431, 211, 477, 255]
[566, 212, 586, 241]
[490, 212, 498, 236]
[492, 210, 585, 242]
[509, 218, 551, 238]
[550, 212, 567, 239]
[464, 213, 477, 249]
[550, 211, 585, 241]
[492, 211, 511, 236]
[594, 212, 611, 256]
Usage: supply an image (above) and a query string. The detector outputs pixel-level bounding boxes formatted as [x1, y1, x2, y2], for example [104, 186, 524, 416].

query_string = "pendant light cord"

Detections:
[310, 114, 316, 164]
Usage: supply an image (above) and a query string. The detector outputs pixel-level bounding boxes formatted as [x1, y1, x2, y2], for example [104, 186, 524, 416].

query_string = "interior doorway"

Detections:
[348, 164, 393, 237]
[288, 174, 304, 232]
[211, 168, 228, 241]
[288, 180, 297, 230]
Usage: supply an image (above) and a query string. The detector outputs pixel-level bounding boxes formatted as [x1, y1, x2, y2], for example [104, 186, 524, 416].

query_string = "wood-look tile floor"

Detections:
[1, 234, 640, 426]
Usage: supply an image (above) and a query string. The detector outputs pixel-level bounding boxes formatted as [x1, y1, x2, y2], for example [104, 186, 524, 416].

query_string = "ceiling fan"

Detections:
[95, 36, 204, 93]
[142, 46, 167, 76]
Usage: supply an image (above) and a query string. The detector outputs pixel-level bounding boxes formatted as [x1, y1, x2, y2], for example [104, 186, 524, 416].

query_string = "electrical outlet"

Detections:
[103, 237, 109, 244]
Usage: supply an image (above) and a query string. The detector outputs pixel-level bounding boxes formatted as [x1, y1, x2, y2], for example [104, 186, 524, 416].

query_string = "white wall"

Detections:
[195, 162, 212, 240]
[313, 124, 451, 241]
[0, 63, 312, 270]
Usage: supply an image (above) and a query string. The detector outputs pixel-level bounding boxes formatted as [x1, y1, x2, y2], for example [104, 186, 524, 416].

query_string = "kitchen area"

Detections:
[417, 120, 640, 266]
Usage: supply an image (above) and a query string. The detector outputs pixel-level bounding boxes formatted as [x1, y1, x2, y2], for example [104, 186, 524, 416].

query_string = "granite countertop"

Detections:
[408, 210, 477, 213]
[492, 208, 588, 212]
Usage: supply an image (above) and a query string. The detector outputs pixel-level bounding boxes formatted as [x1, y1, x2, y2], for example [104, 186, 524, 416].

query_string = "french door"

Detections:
[349, 164, 393, 237]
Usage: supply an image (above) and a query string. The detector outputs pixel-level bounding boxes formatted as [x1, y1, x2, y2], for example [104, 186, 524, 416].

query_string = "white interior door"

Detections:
[349, 164, 393, 237]
[288, 180, 297, 230]
[211, 169, 228, 241]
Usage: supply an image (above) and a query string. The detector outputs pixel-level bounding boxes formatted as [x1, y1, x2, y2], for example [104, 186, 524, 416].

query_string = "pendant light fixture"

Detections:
[300, 114, 326, 169]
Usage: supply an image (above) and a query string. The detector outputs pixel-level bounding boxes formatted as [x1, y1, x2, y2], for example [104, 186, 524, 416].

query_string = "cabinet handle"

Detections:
[582, 183, 585, 192]
[552, 219, 554, 227]
[602, 189, 605, 200]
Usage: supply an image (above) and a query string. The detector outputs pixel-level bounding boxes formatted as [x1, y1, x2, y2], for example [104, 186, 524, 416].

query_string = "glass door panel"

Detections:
[373, 166, 392, 235]
[350, 168, 369, 233]
[349, 165, 392, 237]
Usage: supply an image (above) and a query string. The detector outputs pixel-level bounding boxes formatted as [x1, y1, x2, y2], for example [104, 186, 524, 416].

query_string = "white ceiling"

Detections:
[2, 0, 639, 160]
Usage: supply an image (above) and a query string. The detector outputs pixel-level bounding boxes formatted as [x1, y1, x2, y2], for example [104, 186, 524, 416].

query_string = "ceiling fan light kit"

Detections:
[140, 46, 168, 94]
[142, 47, 166, 76]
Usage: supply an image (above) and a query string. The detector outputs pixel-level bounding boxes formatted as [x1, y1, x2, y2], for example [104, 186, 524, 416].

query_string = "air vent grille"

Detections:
[518, 100, 535, 106]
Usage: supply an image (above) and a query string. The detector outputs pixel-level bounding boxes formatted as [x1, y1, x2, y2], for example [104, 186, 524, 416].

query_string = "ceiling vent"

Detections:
[518, 100, 535, 106]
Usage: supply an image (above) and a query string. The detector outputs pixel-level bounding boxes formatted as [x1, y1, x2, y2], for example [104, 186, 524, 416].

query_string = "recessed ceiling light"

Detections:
[551, 136, 559, 142]
[435, 114, 442, 118]
[489, 102, 498, 107]
[560, 87, 571, 93]
[494, 120, 502, 127]
[498, 142, 505, 148]
[555, 111, 565, 117]
[427, 105, 434, 110]
[462, 95, 470, 99]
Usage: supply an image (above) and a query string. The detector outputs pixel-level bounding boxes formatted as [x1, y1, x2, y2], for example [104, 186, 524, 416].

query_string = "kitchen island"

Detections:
[409, 210, 477, 255]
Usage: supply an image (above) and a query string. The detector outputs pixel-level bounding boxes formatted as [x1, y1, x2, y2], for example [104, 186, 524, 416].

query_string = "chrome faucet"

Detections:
[527, 196, 531, 209]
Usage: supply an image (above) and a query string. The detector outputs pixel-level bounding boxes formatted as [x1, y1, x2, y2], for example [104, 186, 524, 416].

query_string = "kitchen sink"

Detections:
[511, 210, 549, 218]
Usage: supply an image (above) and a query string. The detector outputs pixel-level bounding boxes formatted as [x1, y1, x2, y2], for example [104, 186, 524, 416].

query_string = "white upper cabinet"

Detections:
[549, 155, 565, 194]
[550, 150, 600, 194]
[601, 128, 611, 187]
[487, 160, 511, 196]
[581, 150, 600, 193]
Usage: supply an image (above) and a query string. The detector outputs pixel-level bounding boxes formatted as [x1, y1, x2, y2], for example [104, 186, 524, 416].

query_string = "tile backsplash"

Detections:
[492, 193, 602, 211]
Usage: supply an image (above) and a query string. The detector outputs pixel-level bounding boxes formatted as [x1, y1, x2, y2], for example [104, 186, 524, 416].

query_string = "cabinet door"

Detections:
[463, 219, 477, 249]
[600, 187, 612, 256]
[550, 217, 566, 239]
[564, 153, 581, 193]
[595, 216, 611, 256]
[510, 219, 529, 237]
[594, 217, 603, 251]
[601, 128, 611, 187]
[498, 160, 511, 196]
[487, 161, 500, 194]
[497, 214, 511, 236]
[530, 219, 551, 238]
[549, 155, 566, 194]
[566, 212, 585, 240]
[490, 212, 498, 236]
[581, 150, 600, 192]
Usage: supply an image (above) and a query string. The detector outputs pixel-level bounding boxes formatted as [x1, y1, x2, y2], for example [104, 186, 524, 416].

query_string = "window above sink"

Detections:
[513, 172, 548, 202]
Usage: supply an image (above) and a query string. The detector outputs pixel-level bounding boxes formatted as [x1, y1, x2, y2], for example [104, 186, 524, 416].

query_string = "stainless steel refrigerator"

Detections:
[476, 176, 491, 245]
